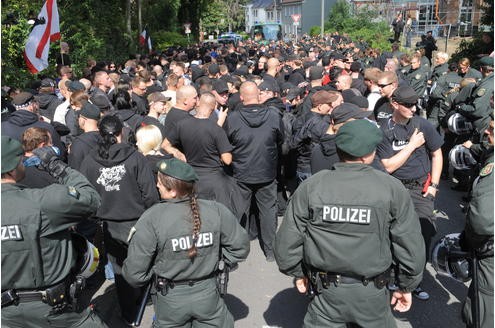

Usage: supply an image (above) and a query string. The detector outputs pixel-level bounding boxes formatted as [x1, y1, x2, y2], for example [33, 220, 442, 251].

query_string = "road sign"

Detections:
[291, 14, 301, 25]
[184, 23, 191, 34]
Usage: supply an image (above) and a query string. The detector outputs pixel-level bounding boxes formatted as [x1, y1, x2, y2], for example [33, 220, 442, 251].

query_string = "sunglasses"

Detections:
[398, 102, 416, 108]
[377, 82, 392, 88]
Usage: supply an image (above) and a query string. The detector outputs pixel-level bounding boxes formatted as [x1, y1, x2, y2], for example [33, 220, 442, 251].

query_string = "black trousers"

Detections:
[238, 180, 278, 254]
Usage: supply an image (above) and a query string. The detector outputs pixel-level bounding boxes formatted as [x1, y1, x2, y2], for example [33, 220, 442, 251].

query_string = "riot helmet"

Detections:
[431, 233, 471, 283]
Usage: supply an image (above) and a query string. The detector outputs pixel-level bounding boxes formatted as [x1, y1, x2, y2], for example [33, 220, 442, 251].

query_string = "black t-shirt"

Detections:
[170, 117, 233, 169]
[141, 116, 167, 139]
[163, 107, 192, 140]
[376, 117, 443, 180]
[373, 97, 393, 125]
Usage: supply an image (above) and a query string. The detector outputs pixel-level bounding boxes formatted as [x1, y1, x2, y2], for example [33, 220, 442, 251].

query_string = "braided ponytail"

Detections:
[97, 115, 123, 159]
[188, 194, 201, 259]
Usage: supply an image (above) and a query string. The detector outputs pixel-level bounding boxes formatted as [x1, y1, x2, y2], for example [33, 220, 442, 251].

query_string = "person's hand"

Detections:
[408, 128, 425, 149]
[295, 277, 308, 294]
[391, 291, 412, 312]
[423, 185, 437, 198]
[32, 146, 67, 181]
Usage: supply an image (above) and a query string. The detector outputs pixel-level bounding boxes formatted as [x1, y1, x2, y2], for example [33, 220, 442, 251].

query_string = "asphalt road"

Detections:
[89, 175, 471, 327]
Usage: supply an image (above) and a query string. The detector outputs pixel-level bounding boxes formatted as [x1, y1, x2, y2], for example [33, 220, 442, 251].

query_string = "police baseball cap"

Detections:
[391, 85, 419, 105]
[331, 103, 371, 124]
[309, 66, 325, 81]
[147, 92, 171, 104]
[1, 136, 23, 173]
[311, 90, 339, 106]
[157, 158, 198, 183]
[79, 102, 101, 120]
[335, 119, 383, 157]
[12, 92, 34, 106]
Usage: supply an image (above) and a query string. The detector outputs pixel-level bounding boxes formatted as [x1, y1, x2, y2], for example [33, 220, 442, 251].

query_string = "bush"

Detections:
[154, 31, 191, 49]
[309, 26, 322, 37]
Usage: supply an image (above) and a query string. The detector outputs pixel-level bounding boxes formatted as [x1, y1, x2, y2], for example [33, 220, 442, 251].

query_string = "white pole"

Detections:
[321, 0, 325, 38]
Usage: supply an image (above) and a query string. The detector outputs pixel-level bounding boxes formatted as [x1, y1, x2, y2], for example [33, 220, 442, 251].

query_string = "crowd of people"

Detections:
[1, 30, 493, 328]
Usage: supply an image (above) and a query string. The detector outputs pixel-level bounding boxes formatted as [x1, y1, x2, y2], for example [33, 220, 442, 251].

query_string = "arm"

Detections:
[424, 148, 442, 197]
[135, 153, 160, 209]
[380, 128, 425, 173]
[161, 138, 186, 162]
[122, 214, 157, 287]
[219, 203, 250, 265]
[217, 108, 228, 127]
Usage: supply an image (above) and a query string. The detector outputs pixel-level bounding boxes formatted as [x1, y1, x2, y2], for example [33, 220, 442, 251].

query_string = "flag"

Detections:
[24, 0, 60, 74]
[139, 27, 152, 52]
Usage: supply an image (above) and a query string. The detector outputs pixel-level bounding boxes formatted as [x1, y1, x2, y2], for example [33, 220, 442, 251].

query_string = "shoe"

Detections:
[413, 287, 430, 300]
[387, 282, 399, 291]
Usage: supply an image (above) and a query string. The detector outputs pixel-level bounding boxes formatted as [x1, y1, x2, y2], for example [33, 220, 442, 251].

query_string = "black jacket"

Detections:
[68, 131, 102, 171]
[225, 104, 284, 184]
[1, 110, 66, 156]
[37, 93, 63, 121]
[79, 143, 159, 221]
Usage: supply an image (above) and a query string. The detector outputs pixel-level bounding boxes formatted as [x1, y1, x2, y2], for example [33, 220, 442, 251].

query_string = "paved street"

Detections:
[90, 175, 470, 327]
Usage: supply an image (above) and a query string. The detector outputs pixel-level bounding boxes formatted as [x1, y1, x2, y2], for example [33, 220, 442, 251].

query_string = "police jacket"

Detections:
[457, 73, 494, 133]
[405, 67, 428, 97]
[225, 104, 284, 184]
[79, 142, 159, 221]
[1, 168, 101, 290]
[274, 163, 425, 292]
[431, 62, 449, 82]
[122, 198, 249, 287]
[464, 153, 494, 295]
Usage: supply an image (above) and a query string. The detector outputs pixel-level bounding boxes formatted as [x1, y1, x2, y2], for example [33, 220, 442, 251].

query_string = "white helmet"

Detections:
[449, 144, 477, 170]
[72, 233, 100, 278]
[448, 113, 474, 135]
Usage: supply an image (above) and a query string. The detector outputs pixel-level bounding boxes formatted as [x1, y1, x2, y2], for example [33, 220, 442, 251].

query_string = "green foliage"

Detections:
[309, 26, 322, 37]
[154, 31, 191, 48]
[324, 1, 391, 50]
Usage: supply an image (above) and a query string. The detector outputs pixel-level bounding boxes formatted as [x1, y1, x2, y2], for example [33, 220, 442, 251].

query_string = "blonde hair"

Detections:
[136, 125, 163, 155]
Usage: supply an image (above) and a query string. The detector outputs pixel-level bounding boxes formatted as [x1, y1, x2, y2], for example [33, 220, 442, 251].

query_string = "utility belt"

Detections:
[308, 268, 391, 296]
[1, 274, 86, 314]
[154, 272, 216, 296]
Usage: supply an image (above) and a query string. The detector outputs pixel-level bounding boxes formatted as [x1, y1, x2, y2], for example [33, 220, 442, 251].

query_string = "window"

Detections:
[254, 9, 258, 18]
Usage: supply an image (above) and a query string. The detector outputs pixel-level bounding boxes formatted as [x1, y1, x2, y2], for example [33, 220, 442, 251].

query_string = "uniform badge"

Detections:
[480, 163, 493, 177]
[68, 186, 80, 199]
[477, 88, 486, 97]
[159, 162, 167, 172]
[415, 74, 421, 80]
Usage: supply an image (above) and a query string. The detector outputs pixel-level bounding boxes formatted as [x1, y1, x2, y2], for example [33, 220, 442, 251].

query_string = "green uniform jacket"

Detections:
[1, 168, 101, 289]
[457, 73, 494, 133]
[274, 163, 425, 292]
[405, 66, 428, 97]
[465, 154, 494, 295]
[123, 198, 249, 287]
[431, 62, 449, 83]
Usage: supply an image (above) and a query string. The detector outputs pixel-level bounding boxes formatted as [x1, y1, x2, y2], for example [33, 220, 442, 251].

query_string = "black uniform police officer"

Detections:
[123, 158, 249, 327]
[275, 119, 425, 327]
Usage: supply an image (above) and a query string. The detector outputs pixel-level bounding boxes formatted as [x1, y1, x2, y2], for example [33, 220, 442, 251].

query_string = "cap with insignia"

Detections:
[335, 120, 383, 157]
[1, 136, 24, 173]
[157, 158, 198, 182]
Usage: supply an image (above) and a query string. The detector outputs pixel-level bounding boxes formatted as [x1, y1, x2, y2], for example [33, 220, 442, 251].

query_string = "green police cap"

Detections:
[335, 120, 383, 157]
[1, 136, 23, 174]
[479, 56, 494, 67]
[156, 158, 198, 183]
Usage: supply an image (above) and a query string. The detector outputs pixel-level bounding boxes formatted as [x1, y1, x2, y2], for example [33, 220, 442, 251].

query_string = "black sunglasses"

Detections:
[377, 82, 392, 88]
[398, 102, 416, 108]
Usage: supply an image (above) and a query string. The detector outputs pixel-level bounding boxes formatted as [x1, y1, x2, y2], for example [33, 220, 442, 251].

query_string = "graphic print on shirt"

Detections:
[97, 164, 126, 191]
[392, 139, 409, 151]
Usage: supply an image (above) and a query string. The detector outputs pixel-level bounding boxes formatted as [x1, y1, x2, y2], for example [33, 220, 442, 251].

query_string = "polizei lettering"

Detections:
[1, 225, 23, 241]
[322, 206, 371, 225]
[171, 232, 214, 252]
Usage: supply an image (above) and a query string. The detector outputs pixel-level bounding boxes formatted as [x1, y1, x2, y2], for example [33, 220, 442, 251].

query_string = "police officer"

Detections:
[275, 120, 425, 327]
[376, 85, 443, 300]
[404, 53, 428, 98]
[461, 118, 494, 328]
[1, 136, 107, 327]
[123, 158, 249, 327]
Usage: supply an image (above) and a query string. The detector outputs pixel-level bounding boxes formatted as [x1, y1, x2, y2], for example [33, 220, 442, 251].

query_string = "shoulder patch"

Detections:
[68, 186, 80, 199]
[480, 163, 493, 177]
[477, 88, 486, 97]
[415, 74, 421, 80]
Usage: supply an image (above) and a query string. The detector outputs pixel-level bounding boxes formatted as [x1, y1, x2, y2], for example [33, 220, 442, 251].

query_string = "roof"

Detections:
[249, 0, 275, 8]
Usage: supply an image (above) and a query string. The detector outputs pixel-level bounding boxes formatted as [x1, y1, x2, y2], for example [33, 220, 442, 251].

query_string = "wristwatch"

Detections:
[430, 182, 439, 189]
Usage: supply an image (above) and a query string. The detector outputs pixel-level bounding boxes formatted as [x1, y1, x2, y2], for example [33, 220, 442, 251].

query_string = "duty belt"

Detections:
[310, 268, 391, 290]
[1, 278, 69, 309]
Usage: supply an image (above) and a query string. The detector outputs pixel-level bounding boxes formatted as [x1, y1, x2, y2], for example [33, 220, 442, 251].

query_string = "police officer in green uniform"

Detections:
[404, 53, 428, 98]
[428, 63, 462, 128]
[1, 136, 107, 327]
[456, 56, 494, 136]
[274, 120, 425, 327]
[461, 118, 494, 328]
[123, 158, 250, 327]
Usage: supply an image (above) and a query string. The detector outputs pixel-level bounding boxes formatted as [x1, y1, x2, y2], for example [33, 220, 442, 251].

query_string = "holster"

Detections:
[154, 276, 169, 296]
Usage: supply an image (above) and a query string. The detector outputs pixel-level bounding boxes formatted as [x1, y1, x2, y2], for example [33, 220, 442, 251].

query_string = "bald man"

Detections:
[225, 81, 284, 262]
